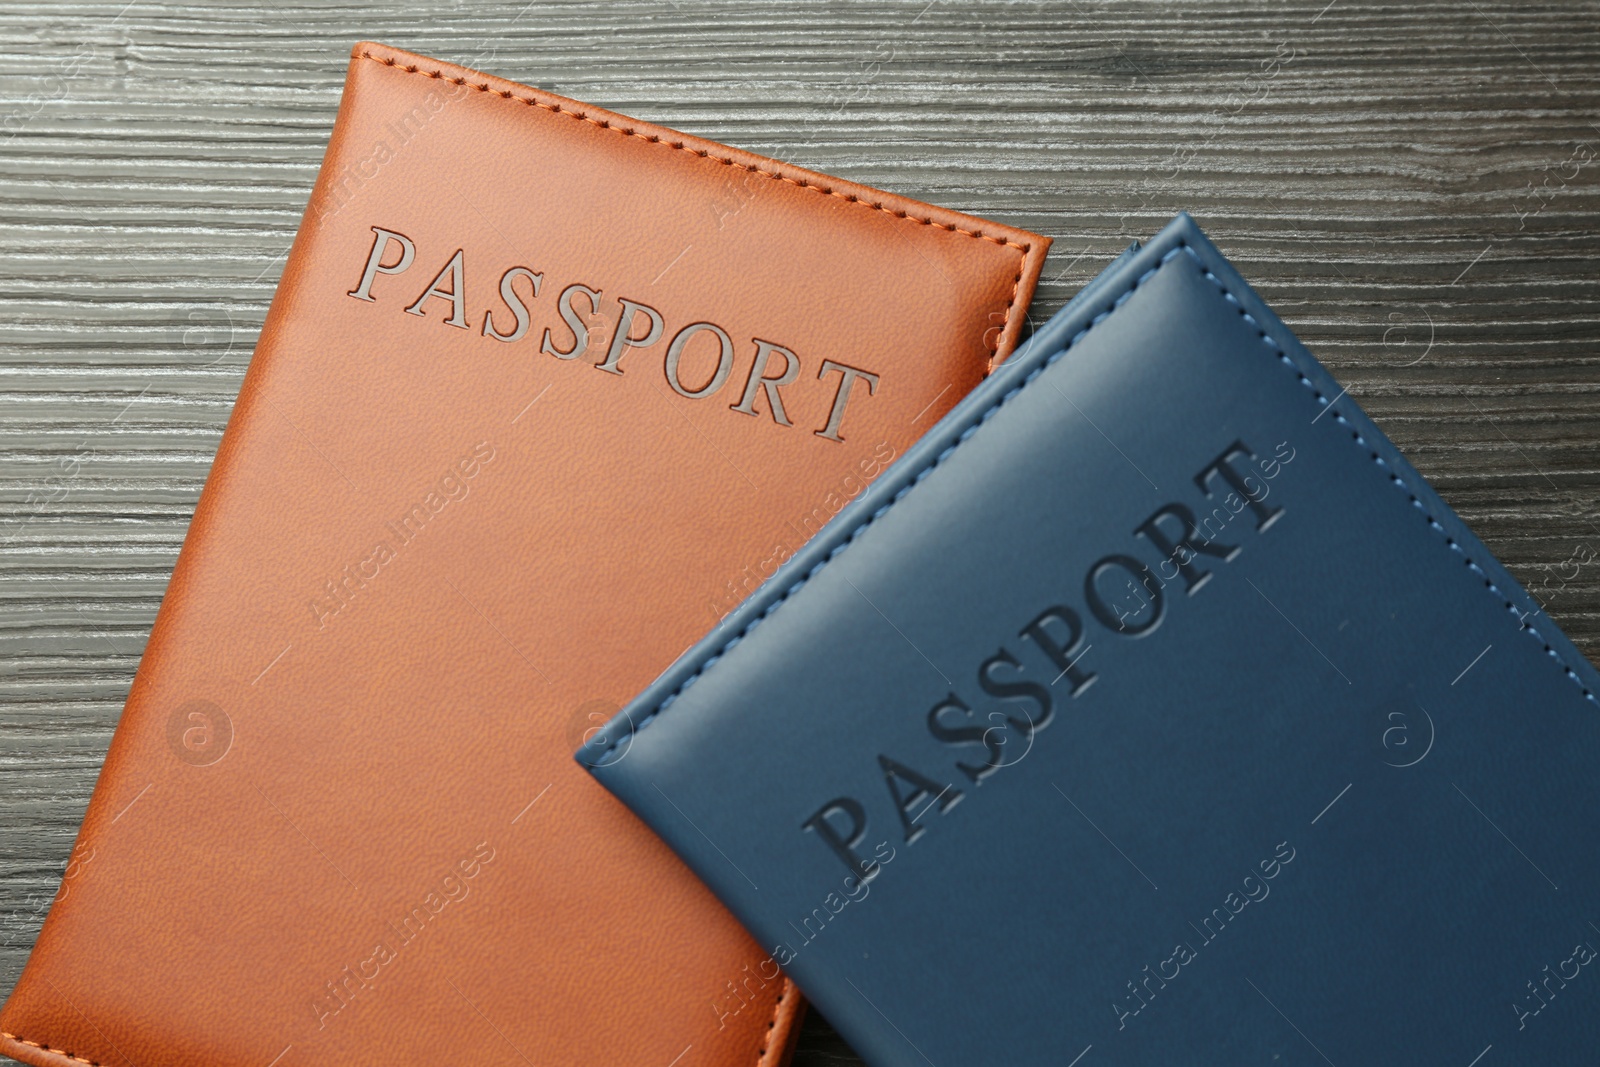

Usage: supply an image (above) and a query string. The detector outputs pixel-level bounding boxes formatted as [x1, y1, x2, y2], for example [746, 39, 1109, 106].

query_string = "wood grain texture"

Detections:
[1, 1, 1597, 1062]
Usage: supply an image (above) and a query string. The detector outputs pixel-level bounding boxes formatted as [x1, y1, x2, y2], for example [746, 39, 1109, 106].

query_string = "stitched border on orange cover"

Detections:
[0, 41, 1044, 1067]
[350, 42, 1047, 374]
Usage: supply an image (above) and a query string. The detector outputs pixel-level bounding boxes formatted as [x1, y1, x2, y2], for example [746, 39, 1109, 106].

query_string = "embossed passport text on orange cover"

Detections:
[0, 42, 1046, 1067]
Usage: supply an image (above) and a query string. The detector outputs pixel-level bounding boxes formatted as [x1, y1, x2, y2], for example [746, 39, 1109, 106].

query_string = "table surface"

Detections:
[2, 1, 1598, 1062]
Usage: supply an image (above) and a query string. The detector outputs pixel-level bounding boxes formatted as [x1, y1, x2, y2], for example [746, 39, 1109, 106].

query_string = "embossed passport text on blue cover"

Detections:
[578, 215, 1600, 1066]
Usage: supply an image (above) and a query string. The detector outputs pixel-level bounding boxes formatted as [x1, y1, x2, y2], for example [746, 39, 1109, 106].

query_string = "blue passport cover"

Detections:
[578, 215, 1600, 1066]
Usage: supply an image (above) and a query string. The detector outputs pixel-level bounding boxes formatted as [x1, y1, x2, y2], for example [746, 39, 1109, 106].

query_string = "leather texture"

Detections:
[584, 215, 1600, 1066]
[0, 42, 1047, 1067]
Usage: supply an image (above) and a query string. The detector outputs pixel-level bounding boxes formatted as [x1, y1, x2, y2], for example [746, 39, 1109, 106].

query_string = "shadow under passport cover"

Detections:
[0, 42, 1047, 1067]
[583, 215, 1600, 1066]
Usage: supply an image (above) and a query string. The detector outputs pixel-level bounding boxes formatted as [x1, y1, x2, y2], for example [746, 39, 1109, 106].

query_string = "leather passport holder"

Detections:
[581, 214, 1600, 1066]
[0, 42, 1047, 1067]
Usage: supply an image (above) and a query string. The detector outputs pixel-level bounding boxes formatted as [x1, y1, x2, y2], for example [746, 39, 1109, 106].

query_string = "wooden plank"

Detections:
[1, 2, 1597, 1060]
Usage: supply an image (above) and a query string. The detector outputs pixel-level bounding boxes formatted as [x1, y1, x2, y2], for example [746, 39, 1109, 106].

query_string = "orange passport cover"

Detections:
[0, 42, 1047, 1067]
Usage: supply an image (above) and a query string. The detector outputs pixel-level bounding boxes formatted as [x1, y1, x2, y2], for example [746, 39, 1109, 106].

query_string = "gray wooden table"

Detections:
[2, 1, 1597, 1062]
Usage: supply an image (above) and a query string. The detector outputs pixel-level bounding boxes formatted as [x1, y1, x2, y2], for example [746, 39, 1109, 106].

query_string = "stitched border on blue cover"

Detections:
[596, 243, 1595, 761]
